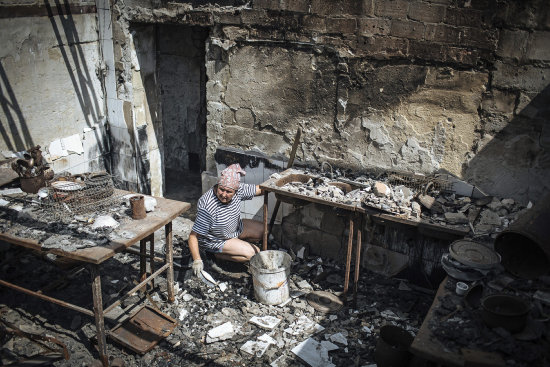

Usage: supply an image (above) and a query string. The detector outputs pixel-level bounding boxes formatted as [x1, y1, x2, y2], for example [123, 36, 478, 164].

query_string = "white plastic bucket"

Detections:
[250, 250, 292, 305]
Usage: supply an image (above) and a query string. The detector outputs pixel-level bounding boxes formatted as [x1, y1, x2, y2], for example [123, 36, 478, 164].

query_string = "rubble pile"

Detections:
[0, 240, 434, 367]
[269, 169, 530, 238]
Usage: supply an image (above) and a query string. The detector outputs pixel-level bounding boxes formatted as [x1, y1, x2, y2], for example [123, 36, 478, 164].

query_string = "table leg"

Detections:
[149, 234, 155, 289]
[343, 215, 354, 300]
[263, 192, 268, 251]
[165, 221, 175, 302]
[90, 264, 108, 367]
[139, 238, 146, 282]
[354, 215, 363, 306]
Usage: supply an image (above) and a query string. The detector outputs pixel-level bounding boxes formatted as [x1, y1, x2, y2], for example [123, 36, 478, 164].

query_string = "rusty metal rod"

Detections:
[354, 214, 363, 305]
[140, 238, 146, 281]
[343, 215, 354, 299]
[124, 247, 186, 269]
[102, 263, 169, 315]
[268, 127, 302, 235]
[165, 222, 175, 303]
[0, 279, 94, 317]
[149, 234, 155, 289]
[263, 192, 268, 251]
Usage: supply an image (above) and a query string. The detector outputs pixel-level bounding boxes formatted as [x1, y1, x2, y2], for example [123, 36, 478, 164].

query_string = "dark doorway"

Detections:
[158, 25, 208, 216]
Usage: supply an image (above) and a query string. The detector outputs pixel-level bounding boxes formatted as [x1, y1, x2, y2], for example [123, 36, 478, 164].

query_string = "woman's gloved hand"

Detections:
[192, 259, 203, 277]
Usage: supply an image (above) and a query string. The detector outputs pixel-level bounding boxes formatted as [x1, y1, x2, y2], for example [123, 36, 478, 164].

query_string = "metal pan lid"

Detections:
[449, 240, 501, 269]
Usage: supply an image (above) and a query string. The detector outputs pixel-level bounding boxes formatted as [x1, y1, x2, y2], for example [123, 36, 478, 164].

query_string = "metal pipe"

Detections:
[149, 234, 155, 289]
[343, 215, 354, 299]
[354, 214, 363, 306]
[165, 222, 175, 303]
[0, 279, 94, 317]
[263, 192, 268, 251]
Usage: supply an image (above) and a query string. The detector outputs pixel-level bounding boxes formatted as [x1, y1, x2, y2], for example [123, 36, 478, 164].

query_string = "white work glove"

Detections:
[192, 259, 204, 277]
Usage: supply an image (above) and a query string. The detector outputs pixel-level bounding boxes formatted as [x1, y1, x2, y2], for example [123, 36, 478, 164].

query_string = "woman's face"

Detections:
[216, 185, 236, 204]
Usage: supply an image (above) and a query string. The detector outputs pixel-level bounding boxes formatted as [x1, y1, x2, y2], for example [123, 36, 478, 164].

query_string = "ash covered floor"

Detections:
[0, 226, 434, 367]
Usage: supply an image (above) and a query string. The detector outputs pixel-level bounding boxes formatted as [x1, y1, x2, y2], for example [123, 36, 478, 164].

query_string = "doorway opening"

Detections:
[158, 25, 208, 218]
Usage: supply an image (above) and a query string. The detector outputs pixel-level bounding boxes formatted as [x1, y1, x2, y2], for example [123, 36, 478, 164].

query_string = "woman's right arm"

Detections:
[188, 231, 201, 261]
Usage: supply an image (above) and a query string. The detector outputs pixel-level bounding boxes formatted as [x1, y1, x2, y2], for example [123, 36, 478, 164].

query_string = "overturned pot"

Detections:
[374, 324, 414, 367]
[481, 294, 529, 333]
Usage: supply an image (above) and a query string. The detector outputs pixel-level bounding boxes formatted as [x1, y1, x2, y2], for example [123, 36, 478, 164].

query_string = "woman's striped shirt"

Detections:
[192, 183, 257, 251]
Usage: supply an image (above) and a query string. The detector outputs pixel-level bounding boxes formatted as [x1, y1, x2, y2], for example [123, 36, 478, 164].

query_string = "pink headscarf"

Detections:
[218, 163, 246, 190]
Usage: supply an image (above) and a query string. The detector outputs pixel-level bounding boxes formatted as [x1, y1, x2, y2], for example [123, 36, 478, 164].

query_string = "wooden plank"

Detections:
[411, 277, 504, 366]
[411, 277, 464, 367]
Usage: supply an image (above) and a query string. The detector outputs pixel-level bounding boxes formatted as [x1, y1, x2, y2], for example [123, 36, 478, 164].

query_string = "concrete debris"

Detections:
[249, 315, 282, 330]
[178, 308, 188, 321]
[328, 332, 348, 346]
[444, 212, 469, 224]
[380, 309, 401, 321]
[270, 169, 529, 238]
[206, 322, 235, 343]
[91, 215, 119, 229]
[284, 315, 324, 336]
[296, 279, 313, 290]
[373, 182, 391, 197]
[320, 340, 339, 351]
[240, 334, 277, 357]
[291, 338, 335, 367]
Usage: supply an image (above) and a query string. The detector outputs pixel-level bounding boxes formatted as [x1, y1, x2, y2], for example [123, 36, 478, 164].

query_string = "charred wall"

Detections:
[113, 0, 550, 205]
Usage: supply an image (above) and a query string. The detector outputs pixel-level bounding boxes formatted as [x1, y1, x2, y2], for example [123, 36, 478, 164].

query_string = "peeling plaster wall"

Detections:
[111, 0, 550, 204]
[0, 6, 108, 174]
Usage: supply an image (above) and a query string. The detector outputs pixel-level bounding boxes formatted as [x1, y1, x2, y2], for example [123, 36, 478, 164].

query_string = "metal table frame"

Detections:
[0, 192, 190, 366]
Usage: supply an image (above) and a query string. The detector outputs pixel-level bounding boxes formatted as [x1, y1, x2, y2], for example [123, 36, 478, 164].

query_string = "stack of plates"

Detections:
[441, 240, 501, 281]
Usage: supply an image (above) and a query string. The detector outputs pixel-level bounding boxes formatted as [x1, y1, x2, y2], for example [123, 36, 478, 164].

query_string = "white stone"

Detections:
[321, 340, 339, 351]
[182, 293, 194, 302]
[249, 315, 281, 330]
[291, 338, 335, 367]
[206, 322, 234, 343]
[240, 333, 277, 357]
[296, 280, 313, 290]
[91, 215, 119, 229]
[329, 333, 348, 346]
[178, 308, 188, 321]
[218, 282, 228, 292]
[144, 196, 157, 212]
[284, 315, 324, 336]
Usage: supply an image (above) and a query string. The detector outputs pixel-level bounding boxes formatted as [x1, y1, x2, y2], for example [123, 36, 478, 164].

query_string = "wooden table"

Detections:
[410, 277, 505, 366]
[0, 191, 190, 366]
[259, 169, 470, 303]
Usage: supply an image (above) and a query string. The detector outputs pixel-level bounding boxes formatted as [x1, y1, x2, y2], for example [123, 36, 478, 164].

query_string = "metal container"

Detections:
[481, 294, 529, 333]
[250, 250, 291, 305]
[130, 195, 146, 220]
[494, 194, 550, 279]
[20, 174, 45, 194]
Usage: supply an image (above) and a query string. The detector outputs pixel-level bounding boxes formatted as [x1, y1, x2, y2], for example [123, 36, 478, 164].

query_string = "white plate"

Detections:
[51, 181, 84, 191]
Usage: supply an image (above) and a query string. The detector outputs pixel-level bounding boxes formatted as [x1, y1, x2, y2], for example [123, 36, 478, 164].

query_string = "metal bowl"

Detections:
[481, 294, 529, 333]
